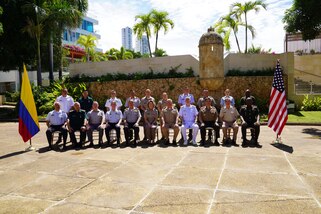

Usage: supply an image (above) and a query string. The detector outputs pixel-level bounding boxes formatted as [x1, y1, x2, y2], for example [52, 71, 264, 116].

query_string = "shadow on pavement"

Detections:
[302, 128, 321, 139]
[0, 150, 30, 160]
[271, 143, 293, 153]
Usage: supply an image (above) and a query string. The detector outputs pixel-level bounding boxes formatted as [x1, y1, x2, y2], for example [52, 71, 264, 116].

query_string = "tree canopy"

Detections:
[283, 0, 321, 41]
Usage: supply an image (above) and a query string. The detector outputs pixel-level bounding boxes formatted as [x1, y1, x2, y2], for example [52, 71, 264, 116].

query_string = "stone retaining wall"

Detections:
[88, 76, 287, 107]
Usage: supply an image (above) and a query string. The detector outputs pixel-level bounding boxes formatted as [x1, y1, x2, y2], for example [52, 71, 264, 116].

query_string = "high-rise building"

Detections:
[122, 27, 133, 50]
[135, 35, 150, 55]
[62, 16, 102, 52]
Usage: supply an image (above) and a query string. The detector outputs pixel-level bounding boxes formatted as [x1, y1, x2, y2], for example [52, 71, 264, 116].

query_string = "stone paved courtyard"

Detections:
[0, 122, 320, 214]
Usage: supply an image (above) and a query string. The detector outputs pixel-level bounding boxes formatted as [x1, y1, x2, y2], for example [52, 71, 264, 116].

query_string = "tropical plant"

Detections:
[153, 48, 168, 57]
[105, 47, 134, 60]
[0, 6, 3, 35]
[214, 13, 246, 52]
[247, 44, 271, 54]
[150, 9, 174, 53]
[133, 13, 153, 57]
[77, 34, 97, 62]
[231, 0, 267, 53]
[283, 0, 321, 41]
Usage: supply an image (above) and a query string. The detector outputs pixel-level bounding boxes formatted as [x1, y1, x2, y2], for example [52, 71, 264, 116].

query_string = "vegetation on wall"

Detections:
[67, 66, 195, 83]
[226, 68, 275, 76]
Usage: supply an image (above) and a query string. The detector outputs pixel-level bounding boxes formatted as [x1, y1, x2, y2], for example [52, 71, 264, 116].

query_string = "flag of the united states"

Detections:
[268, 60, 288, 135]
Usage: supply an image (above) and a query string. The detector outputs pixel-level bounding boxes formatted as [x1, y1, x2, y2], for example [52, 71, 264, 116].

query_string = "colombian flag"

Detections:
[18, 65, 40, 142]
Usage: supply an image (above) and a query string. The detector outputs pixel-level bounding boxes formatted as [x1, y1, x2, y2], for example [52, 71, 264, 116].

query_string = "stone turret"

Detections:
[199, 27, 224, 90]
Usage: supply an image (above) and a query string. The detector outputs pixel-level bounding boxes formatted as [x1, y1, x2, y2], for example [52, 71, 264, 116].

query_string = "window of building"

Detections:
[63, 30, 68, 41]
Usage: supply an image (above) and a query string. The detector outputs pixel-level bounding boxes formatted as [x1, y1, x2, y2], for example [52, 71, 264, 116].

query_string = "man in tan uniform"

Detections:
[219, 98, 239, 146]
[199, 97, 220, 146]
[157, 92, 168, 140]
[161, 99, 179, 145]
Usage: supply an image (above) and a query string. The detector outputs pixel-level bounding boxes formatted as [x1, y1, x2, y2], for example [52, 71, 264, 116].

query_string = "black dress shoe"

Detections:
[89, 142, 94, 147]
[172, 140, 177, 146]
[213, 140, 220, 146]
[199, 140, 205, 146]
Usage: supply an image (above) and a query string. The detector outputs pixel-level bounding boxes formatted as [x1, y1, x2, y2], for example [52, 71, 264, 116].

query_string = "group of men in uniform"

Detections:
[45, 87, 261, 150]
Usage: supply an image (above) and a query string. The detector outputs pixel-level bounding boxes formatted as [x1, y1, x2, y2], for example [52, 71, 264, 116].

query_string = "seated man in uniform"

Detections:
[67, 102, 87, 148]
[45, 102, 68, 150]
[179, 97, 199, 146]
[123, 99, 141, 146]
[240, 97, 261, 147]
[220, 98, 239, 146]
[157, 92, 168, 140]
[86, 101, 104, 147]
[105, 101, 123, 147]
[161, 99, 180, 145]
[199, 97, 220, 146]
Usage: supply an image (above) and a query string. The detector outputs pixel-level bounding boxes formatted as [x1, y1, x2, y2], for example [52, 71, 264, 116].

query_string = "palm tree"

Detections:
[21, 3, 47, 86]
[150, 9, 174, 53]
[214, 14, 244, 52]
[117, 47, 134, 60]
[231, 0, 267, 53]
[45, 0, 88, 80]
[77, 34, 97, 62]
[133, 13, 152, 57]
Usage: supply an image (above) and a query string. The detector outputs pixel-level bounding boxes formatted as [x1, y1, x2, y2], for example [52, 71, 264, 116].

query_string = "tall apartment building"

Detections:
[135, 35, 150, 55]
[121, 27, 133, 50]
[62, 16, 102, 52]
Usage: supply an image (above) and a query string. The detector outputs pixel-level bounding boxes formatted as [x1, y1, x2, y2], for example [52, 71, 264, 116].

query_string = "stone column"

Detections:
[198, 27, 224, 90]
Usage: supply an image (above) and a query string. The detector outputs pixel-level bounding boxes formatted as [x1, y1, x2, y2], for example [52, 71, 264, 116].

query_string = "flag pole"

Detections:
[25, 138, 37, 151]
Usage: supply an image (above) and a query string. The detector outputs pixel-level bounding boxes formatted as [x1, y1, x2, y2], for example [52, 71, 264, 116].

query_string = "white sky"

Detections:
[87, 0, 292, 56]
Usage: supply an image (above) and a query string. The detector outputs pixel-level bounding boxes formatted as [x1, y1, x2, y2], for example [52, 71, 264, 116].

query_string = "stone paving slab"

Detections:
[0, 123, 320, 213]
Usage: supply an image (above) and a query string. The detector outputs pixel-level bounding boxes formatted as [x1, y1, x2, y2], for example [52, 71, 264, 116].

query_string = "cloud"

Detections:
[88, 0, 292, 55]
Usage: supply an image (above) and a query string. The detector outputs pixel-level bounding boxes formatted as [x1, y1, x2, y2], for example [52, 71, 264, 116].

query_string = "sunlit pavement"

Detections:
[0, 122, 320, 213]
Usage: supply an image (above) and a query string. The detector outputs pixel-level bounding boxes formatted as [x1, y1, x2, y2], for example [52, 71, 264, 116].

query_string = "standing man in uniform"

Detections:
[240, 97, 261, 147]
[240, 89, 256, 106]
[157, 92, 168, 140]
[123, 99, 141, 146]
[199, 97, 220, 146]
[55, 88, 74, 113]
[161, 99, 180, 145]
[125, 89, 141, 108]
[45, 102, 68, 150]
[220, 89, 235, 108]
[55, 88, 74, 143]
[105, 90, 122, 111]
[178, 87, 195, 140]
[197, 89, 216, 109]
[179, 97, 199, 146]
[86, 101, 104, 147]
[68, 102, 87, 148]
[105, 101, 123, 147]
[78, 90, 93, 112]
[220, 98, 239, 145]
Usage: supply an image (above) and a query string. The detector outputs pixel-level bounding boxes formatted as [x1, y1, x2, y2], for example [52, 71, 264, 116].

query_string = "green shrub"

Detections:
[6, 81, 88, 117]
[66, 66, 195, 83]
[301, 95, 321, 111]
[226, 68, 275, 76]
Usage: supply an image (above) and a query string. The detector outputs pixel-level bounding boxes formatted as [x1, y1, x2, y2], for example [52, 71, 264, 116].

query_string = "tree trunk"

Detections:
[245, 12, 248, 54]
[155, 30, 159, 54]
[233, 30, 241, 53]
[37, 37, 42, 86]
[49, 33, 54, 83]
[147, 34, 152, 57]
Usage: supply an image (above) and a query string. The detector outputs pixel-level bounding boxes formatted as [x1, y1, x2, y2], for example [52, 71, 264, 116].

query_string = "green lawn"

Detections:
[260, 111, 321, 123]
[287, 111, 321, 123]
